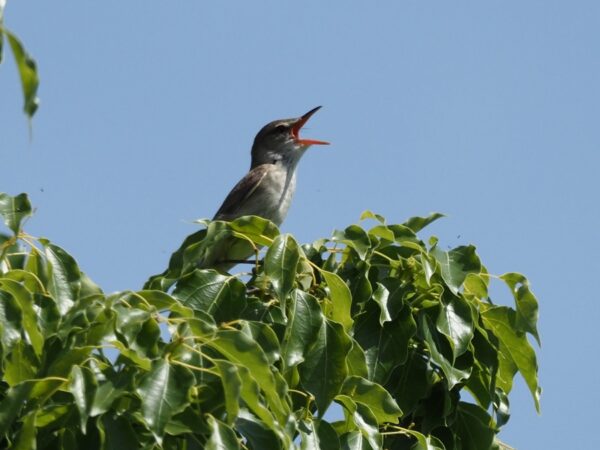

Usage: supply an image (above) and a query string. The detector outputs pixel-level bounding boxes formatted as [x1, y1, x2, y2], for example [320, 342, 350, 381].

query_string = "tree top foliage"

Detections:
[0, 193, 540, 449]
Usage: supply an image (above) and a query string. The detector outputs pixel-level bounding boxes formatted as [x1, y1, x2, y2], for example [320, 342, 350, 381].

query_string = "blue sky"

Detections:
[2, 1, 599, 448]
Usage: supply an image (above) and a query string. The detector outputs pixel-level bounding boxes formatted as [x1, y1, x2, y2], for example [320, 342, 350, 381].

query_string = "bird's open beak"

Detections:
[291, 106, 330, 146]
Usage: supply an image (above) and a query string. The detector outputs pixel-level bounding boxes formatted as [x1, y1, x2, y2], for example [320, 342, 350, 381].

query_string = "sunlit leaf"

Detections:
[5, 30, 40, 118]
[430, 245, 481, 295]
[0, 193, 32, 234]
[206, 414, 241, 450]
[264, 233, 300, 302]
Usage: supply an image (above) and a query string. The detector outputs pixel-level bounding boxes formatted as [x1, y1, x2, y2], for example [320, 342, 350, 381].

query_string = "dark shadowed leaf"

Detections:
[235, 409, 284, 450]
[421, 315, 471, 389]
[0, 193, 32, 234]
[455, 402, 494, 450]
[299, 320, 352, 414]
[136, 358, 195, 442]
[11, 411, 36, 450]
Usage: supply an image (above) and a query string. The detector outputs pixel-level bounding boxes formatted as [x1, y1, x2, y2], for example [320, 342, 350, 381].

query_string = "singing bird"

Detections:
[144, 107, 328, 289]
[213, 106, 329, 225]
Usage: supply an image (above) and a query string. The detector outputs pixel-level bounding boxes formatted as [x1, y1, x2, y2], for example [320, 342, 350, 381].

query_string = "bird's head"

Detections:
[251, 106, 329, 168]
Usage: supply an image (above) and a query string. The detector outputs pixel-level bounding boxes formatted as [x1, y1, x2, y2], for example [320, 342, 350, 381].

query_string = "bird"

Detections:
[144, 106, 328, 290]
[213, 105, 329, 226]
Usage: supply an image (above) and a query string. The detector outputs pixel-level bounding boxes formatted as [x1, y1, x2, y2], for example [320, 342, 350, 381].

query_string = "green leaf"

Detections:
[0, 383, 32, 435]
[235, 409, 283, 450]
[299, 319, 352, 414]
[241, 321, 281, 365]
[320, 269, 353, 331]
[500, 272, 540, 345]
[3, 340, 38, 385]
[430, 245, 481, 295]
[206, 415, 241, 450]
[300, 418, 341, 450]
[332, 225, 371, 260]
[0, 193, 32, 234]
[346, 340, 369, 379]
[386, 351, 431, 415]
[5, 30, 40, 118]
[228, 215, 280, 247]
[213, 359, 242, 424]
[335, 395, 382, 450]
[359, 210, 385, 224]
[0, 278, 44, 356]
[403, 212, 444, 233]
[482, 306, 540, 412]
[281, 289, 324, 370]
[11, 411, 37, 450]
[341, 376, 402, 424]
[208, 329, 290, 421]
[354, 303, 416, 383]
[69, 366, 97, 431]
[41, 240, 82, 314]
[101, 414, 140, 450]
[436, 294, 474, 359]
[372, 283, 392, 325]
[421, 314, 471, 389]
[172, 269, 246, 323]
[136, 358, 195, 443]
[0, 289, 22, 351]
[264, 233, 300, 302]
[455, 402, 495, 450]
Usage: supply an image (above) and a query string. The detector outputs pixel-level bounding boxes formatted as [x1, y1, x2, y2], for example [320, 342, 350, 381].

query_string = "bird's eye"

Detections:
[275, 124, 288, 133]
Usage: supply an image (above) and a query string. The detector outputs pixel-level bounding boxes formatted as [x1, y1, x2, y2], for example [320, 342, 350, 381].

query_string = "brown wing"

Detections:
[213, 164, 271, 220]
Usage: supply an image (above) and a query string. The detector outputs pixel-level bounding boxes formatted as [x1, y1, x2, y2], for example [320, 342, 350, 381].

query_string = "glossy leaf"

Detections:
[172, 269, 246, 323]
[40, 240, 81, 314]
[264, 233, 300, 302]
[69, 366, 97, 431]
[430, 245, 481, 295]
[281, 289, 324, 369]
[436, 294, 474, 359]
[206, 415, 241, 450]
